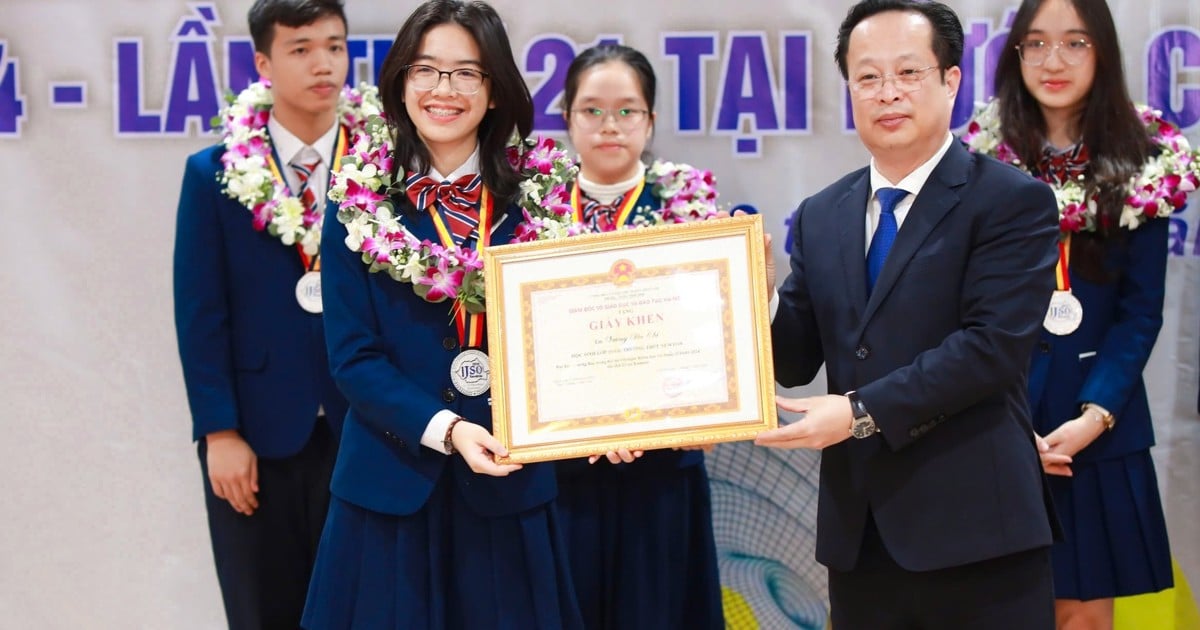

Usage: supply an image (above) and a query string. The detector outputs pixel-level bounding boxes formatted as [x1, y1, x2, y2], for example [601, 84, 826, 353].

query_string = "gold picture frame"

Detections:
[483, 214, 777, 463]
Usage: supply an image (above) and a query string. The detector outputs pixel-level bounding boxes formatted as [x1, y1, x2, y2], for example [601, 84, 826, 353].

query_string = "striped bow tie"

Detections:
[405, 173, 483, 246]
[581, 193, 624, 232]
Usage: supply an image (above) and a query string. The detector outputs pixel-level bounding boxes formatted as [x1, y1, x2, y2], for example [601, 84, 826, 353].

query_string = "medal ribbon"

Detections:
[428, 187, 493, 347]
[266, 125, 350, 272]
[1054, 233, 1071, 292]
[569, 178, 646, 230]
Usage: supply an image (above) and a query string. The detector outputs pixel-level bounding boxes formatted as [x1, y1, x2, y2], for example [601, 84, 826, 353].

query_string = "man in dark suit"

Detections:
[756, 1, 1061, 627]
[172, 1, 349, 627]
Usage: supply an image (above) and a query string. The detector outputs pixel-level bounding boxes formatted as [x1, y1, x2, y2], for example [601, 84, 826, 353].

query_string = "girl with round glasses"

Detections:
[302, 1, 585, 627]
[965, 0, 1197, 627]
[555, 43, 724, 629]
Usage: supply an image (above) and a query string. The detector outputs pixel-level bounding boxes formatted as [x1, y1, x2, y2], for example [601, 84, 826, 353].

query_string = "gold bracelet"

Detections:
[1082, 404, 1116, 431]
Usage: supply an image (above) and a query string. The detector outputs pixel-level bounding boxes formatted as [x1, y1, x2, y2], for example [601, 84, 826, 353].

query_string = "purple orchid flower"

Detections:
[251, 201, 274, 231]
[341, 179, 387, 214]
[418, 256, 464, 302]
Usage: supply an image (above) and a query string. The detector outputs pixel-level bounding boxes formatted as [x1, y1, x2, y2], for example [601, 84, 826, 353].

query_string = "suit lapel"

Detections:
[838, 173, 871, 319]
[861, 140, 971, 327]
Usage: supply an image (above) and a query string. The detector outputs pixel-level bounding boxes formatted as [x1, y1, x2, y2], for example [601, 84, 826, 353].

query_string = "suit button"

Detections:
[909, 428, 921, 438]
[442, 388, 457, 403]
[1038, 341, 1050, 353]
[855, 344, 870, 360]
[443, 337, 457, 351]
[383, 431, 402, 445]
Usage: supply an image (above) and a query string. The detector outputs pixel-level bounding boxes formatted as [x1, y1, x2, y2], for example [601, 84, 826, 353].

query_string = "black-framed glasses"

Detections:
[568, 107, 650, 131]
[847, 65, 939, 100]
[403, 64, 489, 94]
[1016, 38, 1093, 67]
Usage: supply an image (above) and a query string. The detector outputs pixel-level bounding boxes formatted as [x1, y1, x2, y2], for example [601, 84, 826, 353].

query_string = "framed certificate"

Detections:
[483, 214, 777, 463]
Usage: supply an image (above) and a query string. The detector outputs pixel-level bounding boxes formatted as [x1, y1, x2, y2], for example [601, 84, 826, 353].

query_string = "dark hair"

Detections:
[835, 0, 964, 81]
[248, 0, 347, 54]
[377, 0, 533, 204]
[994, 0, 1150, 277]
[562, 44, 657, 113]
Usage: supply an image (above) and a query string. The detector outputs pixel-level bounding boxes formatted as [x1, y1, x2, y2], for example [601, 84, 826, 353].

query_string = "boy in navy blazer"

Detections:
[172, 1, 349, 627]
[757, 1, 1061, 628]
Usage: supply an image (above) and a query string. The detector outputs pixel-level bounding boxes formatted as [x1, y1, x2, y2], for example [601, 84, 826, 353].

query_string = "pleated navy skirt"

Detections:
[301, 464, 583, 629]
[1047, 449, 1173, 600]
[556, 453, 723, 630]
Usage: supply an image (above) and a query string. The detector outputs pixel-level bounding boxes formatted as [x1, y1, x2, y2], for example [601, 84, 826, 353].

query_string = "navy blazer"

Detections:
[173, 143, 347, 459]
[320, 194, 557, 517]
[772, 140, 1061, 572]
[1028, 217, 1168, 462]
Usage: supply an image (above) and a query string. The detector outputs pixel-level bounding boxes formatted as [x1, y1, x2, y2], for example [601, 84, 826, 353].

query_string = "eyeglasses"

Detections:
[847, 66, 939, 100]
[403, 64, 489, 95]
[1016, 39, 1093, 67]
[568, 107, 650, 131]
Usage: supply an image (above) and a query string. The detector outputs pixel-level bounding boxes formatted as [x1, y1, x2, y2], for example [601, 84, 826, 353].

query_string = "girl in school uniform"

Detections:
[302, 1, 583, 628]
[965, 0, 1196, 626]
[555, 43, 724, 630]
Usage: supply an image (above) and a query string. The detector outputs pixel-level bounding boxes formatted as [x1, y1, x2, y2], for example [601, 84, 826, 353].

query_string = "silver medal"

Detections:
[295, 271, 323, 314]
[450, 348, 490, 396]
[1043, 290, 1082, 336]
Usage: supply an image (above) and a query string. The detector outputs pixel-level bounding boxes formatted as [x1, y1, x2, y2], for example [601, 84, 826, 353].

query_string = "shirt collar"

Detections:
[267, 113, 340, 167]
[427, 146, 482, 182]
[868, 131, 954, 196]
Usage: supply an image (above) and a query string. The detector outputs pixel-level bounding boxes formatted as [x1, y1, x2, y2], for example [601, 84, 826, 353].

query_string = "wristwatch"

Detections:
[845, 390, 877, 439]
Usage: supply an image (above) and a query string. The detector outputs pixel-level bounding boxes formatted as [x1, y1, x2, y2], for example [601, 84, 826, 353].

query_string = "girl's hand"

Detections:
[588, 449, 644, 464]
[451, 421, 523, 477]
[1038, 414, 1107, 476]
[1035, 432, 1073, 476]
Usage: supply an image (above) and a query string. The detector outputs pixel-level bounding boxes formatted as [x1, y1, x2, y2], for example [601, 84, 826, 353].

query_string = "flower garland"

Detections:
[215, 80, 381, 255]
[635, 159, 721, 225]
[330, 122, 579, 313]
[510, 152, 720, 242]
[330, 123, 724, 314]
[962, 100, 1200, 233]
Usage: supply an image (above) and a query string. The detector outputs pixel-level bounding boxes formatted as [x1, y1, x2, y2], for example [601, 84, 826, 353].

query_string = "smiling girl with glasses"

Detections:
[302, 1, 586, 627]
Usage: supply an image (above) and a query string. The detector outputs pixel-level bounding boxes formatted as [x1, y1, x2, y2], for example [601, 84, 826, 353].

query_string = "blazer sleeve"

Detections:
[859, 176, 1059, 449]
[173, 152, 239, 441]
[319, 209, 448, 457]
[771, 201, 825, 387]
[1076, 217, 1168, 414]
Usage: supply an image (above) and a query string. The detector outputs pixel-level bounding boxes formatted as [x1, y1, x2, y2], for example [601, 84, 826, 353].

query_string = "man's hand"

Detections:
[763, 231, 776, 292]
[725, 209, 776, 291]
[206, 430, 259, 516]
[755, 395, 854, 449]
[450, 420, 523, 477]
[1035, 433, 1074, 476]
